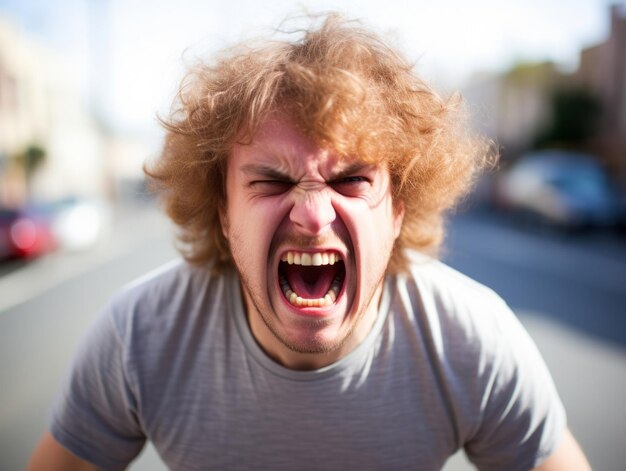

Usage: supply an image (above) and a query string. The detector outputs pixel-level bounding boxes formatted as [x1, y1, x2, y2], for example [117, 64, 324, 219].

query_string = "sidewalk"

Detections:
[518, 311, 626, 471]
[0, 203, 172, 313]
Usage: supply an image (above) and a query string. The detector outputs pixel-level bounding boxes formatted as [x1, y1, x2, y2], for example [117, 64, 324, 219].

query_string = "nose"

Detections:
[289, 187, 336, 235]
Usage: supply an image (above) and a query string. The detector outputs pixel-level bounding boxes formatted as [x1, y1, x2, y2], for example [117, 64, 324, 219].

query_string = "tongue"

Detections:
[283, 264, 337, 299]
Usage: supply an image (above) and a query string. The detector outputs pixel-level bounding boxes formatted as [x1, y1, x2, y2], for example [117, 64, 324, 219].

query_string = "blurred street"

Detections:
[1, 204, 625, 471]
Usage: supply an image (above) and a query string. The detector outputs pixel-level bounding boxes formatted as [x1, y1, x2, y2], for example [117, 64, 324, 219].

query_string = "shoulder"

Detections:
[392, 250, 538, 413]
[105, 259, 232, 343]
[404, 250, 500, 299]
[395, 250, 542, 371]
[392, 251, 566, 466]
[112, 258, 211, 308]
[398, 250, 512, 333]
[77, 258, 237, 399]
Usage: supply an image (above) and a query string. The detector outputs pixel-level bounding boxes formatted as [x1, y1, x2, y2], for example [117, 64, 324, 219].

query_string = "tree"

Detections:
[11, 144, 47, 198]
[535, 88, 602, 147]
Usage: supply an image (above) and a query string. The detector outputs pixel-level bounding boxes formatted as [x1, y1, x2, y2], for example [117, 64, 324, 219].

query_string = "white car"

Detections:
[493, 150, 622, 231]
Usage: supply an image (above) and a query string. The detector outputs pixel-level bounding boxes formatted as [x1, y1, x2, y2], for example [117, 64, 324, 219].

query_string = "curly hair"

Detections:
[145, 13, 495, 273]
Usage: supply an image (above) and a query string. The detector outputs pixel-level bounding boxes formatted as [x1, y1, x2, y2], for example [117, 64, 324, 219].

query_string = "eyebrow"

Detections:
[331, 162, 375, 181]
[240, 164, 292, 181]
[240, 162, 375, 181]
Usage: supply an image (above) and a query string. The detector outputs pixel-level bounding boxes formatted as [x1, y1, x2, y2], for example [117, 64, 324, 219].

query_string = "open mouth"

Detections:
[278, 251, 345, 308]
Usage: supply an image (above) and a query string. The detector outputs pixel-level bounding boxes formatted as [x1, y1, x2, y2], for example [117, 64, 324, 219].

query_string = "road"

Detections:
[446, 209, 626, 348]
[1, 205, 625, 471]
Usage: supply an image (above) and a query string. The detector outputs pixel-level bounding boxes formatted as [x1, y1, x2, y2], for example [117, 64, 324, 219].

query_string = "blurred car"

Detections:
[492, 150, 623, 231]
[0, 196, 112, 261]
[0, 208, 57, 260]
[37, 196, 112, 251]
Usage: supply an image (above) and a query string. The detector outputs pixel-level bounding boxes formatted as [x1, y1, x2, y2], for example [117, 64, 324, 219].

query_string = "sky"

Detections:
[0, 0, 620, 138]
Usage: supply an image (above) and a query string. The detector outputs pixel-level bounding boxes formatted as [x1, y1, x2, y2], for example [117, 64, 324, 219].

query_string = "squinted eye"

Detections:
[340, 176, 368, 183]
[330, 176, 370, 196]
[250, 180, 293, 195]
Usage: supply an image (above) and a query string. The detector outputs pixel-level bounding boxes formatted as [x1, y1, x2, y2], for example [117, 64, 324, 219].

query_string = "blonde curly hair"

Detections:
[145, 14, 494, 273]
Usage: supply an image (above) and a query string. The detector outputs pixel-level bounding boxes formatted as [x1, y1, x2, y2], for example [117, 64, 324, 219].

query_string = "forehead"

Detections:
[230, 113, 372, 175]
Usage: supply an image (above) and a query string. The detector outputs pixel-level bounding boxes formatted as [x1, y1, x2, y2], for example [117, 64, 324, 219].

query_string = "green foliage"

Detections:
[535, 88, 602, 147]
[14, 144, 46, 177]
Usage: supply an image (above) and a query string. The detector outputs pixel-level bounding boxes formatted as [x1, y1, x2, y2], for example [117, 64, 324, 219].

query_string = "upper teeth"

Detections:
[281, 251, 342, 266]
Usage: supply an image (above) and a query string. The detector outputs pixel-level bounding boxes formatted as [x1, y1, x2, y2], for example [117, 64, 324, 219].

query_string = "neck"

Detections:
[247, 283, 383, 371]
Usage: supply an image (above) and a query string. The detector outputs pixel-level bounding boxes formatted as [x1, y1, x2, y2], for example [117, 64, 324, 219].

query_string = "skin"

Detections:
[221, 112, 404, 370]
[26, 432, 101, 471]
[26, 114, 592, 471]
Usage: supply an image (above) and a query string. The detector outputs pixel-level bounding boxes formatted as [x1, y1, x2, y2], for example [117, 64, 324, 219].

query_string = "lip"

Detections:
[273, 246, 348, 317]
[275, 277, 346, 317]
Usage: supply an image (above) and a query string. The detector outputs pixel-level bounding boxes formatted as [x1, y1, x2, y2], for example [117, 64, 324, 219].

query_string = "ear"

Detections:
[218, 205, 229, 239]
[393, 201, 405, 240]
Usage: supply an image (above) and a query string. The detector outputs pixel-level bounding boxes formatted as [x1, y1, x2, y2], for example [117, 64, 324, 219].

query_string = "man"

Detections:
[28, 14, 590, 471]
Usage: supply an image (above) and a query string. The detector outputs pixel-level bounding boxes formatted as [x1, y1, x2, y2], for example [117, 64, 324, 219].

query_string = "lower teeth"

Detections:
[280, 274, 342, 307]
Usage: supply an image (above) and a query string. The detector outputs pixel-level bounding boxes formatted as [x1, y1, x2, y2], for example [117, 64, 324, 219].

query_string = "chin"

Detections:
[276, 323, 355, 355]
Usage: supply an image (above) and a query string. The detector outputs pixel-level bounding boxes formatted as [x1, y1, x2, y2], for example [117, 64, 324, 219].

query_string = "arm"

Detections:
[26, 432, 102, 471]
[533, 429, 591, 471]
[38, 305, 145, 470]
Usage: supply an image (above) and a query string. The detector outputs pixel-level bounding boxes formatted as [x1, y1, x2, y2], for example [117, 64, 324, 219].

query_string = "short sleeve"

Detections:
[50, 304, 145, 471]
[464, 307, 567, 471]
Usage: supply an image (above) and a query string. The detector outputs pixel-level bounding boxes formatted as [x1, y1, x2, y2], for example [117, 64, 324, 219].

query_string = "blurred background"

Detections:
[0, 1, 624, 470]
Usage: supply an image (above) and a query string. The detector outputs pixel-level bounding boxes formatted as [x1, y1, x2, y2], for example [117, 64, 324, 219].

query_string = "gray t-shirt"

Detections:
[51, 252, 566, 471]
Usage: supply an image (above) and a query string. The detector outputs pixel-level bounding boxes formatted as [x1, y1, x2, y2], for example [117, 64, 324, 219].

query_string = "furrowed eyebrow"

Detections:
[239, 162, 376, 181]
[330, 162, 376, 181]
[240, 164, 292, 181]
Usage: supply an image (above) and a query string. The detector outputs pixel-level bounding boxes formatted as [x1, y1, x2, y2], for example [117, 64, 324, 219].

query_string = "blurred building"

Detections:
[463, 62, 562, 158]
[464, 4, 626, 184]
[0, 16, 105, 207]
[576, 3, 626, 180]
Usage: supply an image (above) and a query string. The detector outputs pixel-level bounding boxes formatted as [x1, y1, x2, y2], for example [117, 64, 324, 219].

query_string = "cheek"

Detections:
[339, 198, 401, 269]
[341, 195, 397, 231]
[227, 198, 288, 259]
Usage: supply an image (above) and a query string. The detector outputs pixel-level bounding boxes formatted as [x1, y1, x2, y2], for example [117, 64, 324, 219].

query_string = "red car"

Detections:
[0, 208, 57, 260]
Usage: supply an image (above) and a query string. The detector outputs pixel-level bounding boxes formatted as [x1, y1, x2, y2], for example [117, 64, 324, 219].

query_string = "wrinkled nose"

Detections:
[289, 188, 336, 236]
